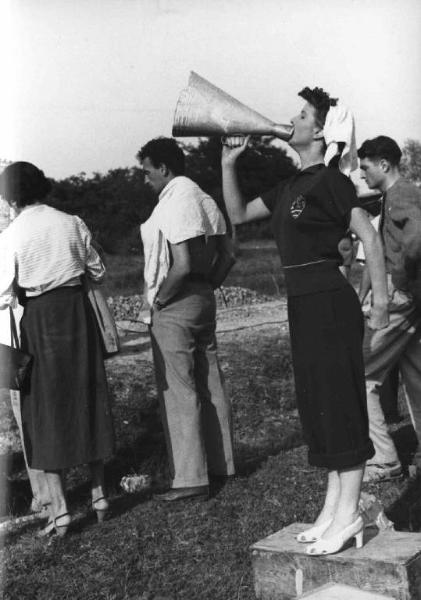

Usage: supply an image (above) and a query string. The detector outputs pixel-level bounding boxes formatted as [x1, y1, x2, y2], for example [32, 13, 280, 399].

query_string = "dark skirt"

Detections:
[20, 286, 115, 470]
[288, 283, 375, 469]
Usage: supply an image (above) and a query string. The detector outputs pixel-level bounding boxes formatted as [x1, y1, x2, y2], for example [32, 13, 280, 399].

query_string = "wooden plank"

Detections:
[251, 523, 421, 600]
[300, 582, 393, 599]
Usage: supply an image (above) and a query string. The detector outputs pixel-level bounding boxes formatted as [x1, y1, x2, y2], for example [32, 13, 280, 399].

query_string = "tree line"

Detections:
[47, 138, 421, 254]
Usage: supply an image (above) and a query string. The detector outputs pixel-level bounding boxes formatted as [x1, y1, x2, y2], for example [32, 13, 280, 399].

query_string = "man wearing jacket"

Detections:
[359, 136, 421, 482]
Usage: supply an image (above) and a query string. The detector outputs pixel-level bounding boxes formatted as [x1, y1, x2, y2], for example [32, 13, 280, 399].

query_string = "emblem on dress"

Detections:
[290, 194, 306, 219]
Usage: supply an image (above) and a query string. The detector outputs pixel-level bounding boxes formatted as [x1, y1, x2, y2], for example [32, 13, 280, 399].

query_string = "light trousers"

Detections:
[363, 280, 421, 465]
[0, 305, 49, 508]
[10, 390, 49, 507]
[150, 282, 235, 488]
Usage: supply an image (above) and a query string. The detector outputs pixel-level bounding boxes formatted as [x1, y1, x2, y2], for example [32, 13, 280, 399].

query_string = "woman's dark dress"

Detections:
[20, 286, 115, 470]
[262, 164, 374, 469]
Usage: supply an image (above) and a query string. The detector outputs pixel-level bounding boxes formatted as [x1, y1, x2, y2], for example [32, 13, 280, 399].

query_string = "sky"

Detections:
[1, 0, 421, 180]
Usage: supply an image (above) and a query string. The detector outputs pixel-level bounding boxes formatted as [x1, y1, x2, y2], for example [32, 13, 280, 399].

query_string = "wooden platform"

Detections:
[251, 523, 421, 599]
[300, 582, 393, 599]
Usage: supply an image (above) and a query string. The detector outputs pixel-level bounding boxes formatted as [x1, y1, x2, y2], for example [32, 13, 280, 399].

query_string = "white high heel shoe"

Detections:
[296, 518, 333, 543]
[306, 516, 364, 556]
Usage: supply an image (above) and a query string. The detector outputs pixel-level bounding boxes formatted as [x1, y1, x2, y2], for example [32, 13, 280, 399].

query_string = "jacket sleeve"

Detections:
[393, 186, 421, 277]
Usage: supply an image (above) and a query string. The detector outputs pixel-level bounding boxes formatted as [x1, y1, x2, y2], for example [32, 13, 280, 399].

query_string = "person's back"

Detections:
[3, 204, 104, 297]
[138, 137, 235, 502]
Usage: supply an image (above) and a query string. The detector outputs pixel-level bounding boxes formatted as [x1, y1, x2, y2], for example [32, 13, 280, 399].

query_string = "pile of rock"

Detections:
[107, 286, 272, 321]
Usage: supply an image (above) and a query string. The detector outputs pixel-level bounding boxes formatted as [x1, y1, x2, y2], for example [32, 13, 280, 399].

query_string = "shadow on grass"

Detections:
[235, 430, 304, 478]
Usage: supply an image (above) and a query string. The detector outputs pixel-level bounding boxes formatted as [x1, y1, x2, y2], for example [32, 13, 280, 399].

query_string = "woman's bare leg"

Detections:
[322, 463, 364, 537]
[89, 460, 108, 520]
[313, 469, 340, 526]
[44, 470, 70, 534]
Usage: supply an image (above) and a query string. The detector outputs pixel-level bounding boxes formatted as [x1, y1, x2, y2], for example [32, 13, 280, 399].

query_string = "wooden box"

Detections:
[251, 523, 421, 599]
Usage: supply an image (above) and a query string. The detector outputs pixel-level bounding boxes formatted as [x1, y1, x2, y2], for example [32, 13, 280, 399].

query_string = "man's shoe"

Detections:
[155, 485, 209, 502]
[363, 461, 402, 483]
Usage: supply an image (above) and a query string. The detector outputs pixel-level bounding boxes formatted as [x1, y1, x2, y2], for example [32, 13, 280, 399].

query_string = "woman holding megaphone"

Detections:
[221, 86, 389, 556]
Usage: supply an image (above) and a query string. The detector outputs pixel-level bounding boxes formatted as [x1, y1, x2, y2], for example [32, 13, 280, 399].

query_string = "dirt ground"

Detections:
[113, 299, 289, 365]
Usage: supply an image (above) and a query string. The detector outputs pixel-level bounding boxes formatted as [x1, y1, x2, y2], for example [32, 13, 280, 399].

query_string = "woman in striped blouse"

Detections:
[0, 162, 115, 536]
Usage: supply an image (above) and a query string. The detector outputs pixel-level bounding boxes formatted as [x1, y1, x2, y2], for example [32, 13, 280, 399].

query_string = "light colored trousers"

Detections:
[149, 282, 235, 488]
[0, 305, 49, 508]
[363, 279, 421, 465]
[10, 390, 49, 507]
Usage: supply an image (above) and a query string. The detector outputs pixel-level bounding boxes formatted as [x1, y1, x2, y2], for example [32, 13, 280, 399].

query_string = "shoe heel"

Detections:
[354, 530, 364, 549]
[96, 508, 107, 523]
[38, 520, 55, 538]
[92, 496, 109, 523]
[54, 512, 71, 537]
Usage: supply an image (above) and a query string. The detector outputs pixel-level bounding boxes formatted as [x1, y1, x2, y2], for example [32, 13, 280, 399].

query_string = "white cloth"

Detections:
[0, 204, 105, 308]
[140, 176, 226, 305]
[323, 103, 358, 176]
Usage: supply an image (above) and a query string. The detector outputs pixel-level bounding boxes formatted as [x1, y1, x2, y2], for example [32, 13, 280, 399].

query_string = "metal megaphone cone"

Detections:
[172, 72, 293, 141]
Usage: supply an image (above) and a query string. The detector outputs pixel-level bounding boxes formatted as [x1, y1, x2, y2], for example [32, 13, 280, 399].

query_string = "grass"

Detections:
[1, 324, 417, 600]
[1, 327, 305, 600]
[0, 242, 416, 600]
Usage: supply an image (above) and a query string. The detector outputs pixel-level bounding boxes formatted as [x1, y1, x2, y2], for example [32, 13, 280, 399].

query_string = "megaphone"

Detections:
[172, 72, 293, 141]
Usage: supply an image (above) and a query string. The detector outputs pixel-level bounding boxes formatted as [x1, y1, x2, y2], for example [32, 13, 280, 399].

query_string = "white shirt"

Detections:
[0, 204, 105, 308]
[140, 176, 226, 305]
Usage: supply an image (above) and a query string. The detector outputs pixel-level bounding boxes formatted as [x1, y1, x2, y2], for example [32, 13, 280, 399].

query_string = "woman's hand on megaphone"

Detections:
[221, 135, 250, 166]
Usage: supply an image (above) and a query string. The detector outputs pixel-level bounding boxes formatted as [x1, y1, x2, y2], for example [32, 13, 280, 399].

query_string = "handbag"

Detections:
[0, 307, 33, 390]
[84, 280, 120, 358]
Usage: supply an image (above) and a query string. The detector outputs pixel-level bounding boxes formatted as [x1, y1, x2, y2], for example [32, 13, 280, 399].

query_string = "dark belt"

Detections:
[283, 260, 347, 296]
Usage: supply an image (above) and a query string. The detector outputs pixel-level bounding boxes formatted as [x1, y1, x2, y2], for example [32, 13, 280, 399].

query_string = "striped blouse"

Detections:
[0, 204, 105, 308]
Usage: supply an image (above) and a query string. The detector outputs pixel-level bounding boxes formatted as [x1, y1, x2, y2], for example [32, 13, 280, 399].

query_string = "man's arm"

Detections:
[209, 234, 236, 289]
[138, 279, 152, 325]
[221, 136, 271, 224]
[337, 235, 353, 280]
[154, 241, 190, 306]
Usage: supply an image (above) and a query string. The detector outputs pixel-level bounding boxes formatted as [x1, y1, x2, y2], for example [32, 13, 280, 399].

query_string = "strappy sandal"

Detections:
[92, 497, 109, 523]
[38, 519, 55, 538]
[54, 512, 71, 537]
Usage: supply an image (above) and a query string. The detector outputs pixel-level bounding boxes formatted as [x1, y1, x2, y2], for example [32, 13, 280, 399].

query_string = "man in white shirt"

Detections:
[138, 137, 235, 501]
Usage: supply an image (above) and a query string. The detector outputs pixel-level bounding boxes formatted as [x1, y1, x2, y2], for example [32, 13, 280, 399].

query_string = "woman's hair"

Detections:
[0, 162, 52, 207]
[298, 86, 342, 164]
[298, 86, 338, 129]
[137, 137, 185, 176]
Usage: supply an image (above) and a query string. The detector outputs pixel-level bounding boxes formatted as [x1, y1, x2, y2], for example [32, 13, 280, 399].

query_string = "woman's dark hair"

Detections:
[357, 136, 402, 167]
[137, 137, 185, 176]
[0, 161, 52, 207]
[298, 86, 338, 129]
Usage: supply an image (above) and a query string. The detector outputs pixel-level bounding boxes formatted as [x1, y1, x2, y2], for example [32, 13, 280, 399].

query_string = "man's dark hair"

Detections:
[357, 136, 402, 167]
[0, 161, 52, 208]
[298, 86, 338, 128]
[137, 137, 185, 175]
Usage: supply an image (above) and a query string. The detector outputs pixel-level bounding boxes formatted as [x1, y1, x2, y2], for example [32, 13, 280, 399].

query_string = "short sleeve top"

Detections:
[261, 164, 361, 268]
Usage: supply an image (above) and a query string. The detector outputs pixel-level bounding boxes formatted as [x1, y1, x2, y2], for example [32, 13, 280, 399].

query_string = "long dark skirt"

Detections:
[20, 286, 115, 470]
[288, 284, 375, 470]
